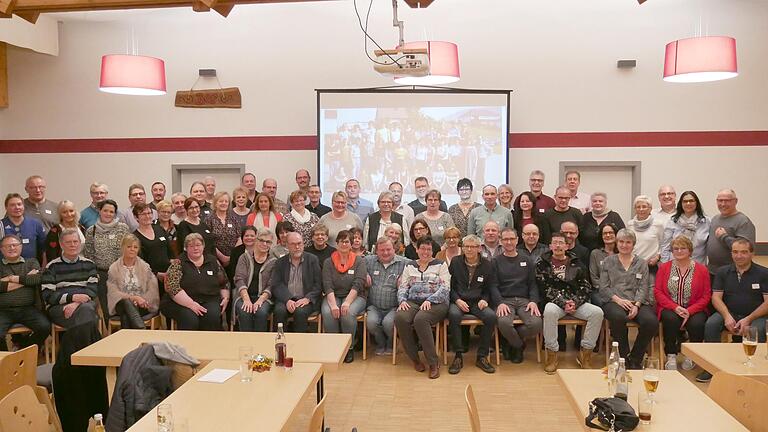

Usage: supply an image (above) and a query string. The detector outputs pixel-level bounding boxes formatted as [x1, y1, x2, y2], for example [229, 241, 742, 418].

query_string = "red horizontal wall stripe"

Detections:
[0, 131, 767, 153]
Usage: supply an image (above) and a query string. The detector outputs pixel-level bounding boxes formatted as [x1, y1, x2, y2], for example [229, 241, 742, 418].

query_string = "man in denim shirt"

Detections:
[364, 237, 407, 355]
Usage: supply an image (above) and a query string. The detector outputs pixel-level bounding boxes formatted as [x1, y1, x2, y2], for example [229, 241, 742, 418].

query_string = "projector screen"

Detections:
[317, 90, 509, 207]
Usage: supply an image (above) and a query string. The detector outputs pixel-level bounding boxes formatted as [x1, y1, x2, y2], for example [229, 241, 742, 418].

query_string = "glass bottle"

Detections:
[607, 341, 620, 394]
[275, 322, 287, 367]
[614, 358, 629, 401]
[93, 414, 106, 432]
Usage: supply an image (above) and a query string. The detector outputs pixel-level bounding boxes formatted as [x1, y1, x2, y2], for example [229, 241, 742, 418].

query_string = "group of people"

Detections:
[1, 169, 765, 383]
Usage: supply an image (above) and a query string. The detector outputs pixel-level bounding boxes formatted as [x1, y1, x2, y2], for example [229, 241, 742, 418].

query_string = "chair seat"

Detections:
[35, 364, 53, 392]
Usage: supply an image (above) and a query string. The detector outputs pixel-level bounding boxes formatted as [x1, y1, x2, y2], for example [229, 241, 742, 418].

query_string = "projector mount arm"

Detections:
[392, 0, 405, 48]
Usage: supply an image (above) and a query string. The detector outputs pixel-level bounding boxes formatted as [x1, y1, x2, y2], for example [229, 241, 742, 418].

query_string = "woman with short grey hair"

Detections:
[579, 192, 625, 251]
[626, 195, 664, 270]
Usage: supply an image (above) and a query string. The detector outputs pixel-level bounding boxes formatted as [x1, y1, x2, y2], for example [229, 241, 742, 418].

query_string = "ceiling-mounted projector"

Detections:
[373, 48, 430, 77]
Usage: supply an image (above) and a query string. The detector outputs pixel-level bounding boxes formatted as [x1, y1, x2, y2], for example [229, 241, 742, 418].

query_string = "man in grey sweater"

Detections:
[706, 189, 756, 274]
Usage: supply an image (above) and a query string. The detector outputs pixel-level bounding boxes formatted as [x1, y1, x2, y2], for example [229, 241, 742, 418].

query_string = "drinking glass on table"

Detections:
[743, 326, 758, 367]
[239, 346, 254, 382]
[638, 391, 653, 425]
[157, 403, 173, 432]
[643, 357, 660, 402]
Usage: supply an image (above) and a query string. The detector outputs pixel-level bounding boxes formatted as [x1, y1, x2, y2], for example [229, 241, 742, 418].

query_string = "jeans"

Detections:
[0, 306, 51, 350]
[160, 298, 222, 331]
[660, 309, 706, 354]
[447, 303, 496, 358]
[114, 298, 150, 329]
[603, 303, 658, 363]
[496, 297, 543, 349]
[394, 301, 449, 366]
[366, 305, 396, 349]
[48, 301, 100, 329]
[234, 297, 271, 332]
[321, 296, 367, 344]
[543, 302, 603, 351]
[273, 301, 319, 332]
[704, 312, 767, 343]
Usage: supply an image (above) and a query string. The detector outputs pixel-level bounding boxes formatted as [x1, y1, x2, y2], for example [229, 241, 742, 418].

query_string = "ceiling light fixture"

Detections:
[663, 36, 737, 83]
[99, 54, 167, 95]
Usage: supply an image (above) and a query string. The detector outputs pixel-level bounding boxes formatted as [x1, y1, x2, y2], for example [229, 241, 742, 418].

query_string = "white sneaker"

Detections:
[681, 357, 695, 371]
[664, 354, 678, 370]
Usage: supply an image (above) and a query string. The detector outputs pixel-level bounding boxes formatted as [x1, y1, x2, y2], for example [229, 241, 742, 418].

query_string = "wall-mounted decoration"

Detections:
[175, 68, 241, 108]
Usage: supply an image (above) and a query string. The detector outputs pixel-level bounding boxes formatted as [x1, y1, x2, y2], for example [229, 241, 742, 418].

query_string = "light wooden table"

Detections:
[682, 342, 768, 383]
[556, 369, 748, 431]
[127, 360, 322, 432]
[71, 329, 350, 402]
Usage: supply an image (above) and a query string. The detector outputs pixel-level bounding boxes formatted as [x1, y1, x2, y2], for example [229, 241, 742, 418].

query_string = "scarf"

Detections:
[253, 211, 278, 230]
[630, 216, 654, 232]
[290, 208, 312, 224]
[591, 207, 611, 218]
[94, 218, 119, 233]
[677, 214, 699, 239]
[331, 250, 356, 274]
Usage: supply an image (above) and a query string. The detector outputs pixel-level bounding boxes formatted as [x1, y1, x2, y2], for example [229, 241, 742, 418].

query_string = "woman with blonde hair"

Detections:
[436, 226, 462, 262]
[246, 193, 283, 235]
[45, 200, 85, 262]
[107, 234, 160, 329]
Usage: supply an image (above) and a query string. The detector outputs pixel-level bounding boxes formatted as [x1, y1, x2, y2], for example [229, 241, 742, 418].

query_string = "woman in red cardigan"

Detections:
[655, 235, 711, 370]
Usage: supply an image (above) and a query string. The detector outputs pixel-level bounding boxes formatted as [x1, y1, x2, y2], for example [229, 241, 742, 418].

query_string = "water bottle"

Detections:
[275, 322, 287, 367]
[614, 358, 629, 401]
[607, 341, 620, 394]
[93, 414, 106, 432]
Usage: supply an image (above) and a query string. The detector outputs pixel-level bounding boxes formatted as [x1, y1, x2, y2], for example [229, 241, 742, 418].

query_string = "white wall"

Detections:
[1, 0, 767, 239]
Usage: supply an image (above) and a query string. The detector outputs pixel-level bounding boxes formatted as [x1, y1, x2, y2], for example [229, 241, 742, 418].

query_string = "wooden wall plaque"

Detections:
[175, 87, 241, 108]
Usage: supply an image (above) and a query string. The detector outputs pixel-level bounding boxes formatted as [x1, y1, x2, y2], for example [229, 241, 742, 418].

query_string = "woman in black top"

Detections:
[404, 219, 440, 260]
[579, 192, 625, 251]
[154, 200, 178, 258]
[133, 202, 173, 281]
[513, 191, 550, 240]
[176, 197, 216, 257]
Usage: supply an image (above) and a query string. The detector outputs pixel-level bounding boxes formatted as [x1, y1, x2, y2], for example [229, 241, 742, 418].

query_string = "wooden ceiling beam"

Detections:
[12, 0, 329, 13]
[212, 2, 233, 16]
[0, 0, 16, 14]
[16, 10, 39, 21]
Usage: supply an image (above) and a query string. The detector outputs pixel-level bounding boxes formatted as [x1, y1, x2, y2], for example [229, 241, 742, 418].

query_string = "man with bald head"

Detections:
[518, 223, 549, 263]
[706, 189, 756, 274]
[23, 175, 59, 231]
[480, 220, 503, 259]
[262, 178, 288, 215]
[652, 185, 677, 225]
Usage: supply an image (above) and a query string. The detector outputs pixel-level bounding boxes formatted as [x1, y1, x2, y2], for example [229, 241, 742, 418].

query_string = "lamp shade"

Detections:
[99, 54, 167, 95]
[395, 41, 460, 85]
[663, 36, 737, 83]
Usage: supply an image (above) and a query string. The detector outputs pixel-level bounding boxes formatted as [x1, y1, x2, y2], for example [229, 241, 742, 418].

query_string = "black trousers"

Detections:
[603, 302, 658, 363]
[0, 306, 51, 350]
[273, 301, 318, 332]
[447, 303, 496, 358]
[659, 309, 706, 355]
[160, 298, 222, 331]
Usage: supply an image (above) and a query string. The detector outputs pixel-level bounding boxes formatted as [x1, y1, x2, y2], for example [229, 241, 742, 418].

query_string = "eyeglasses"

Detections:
[463, 245, 480, 249]
[257, 238, 273, 245]
[529, 178, 544, 183]
[130, 192, 146, 197]
[0, 243, 21, 249]
[138, 211, 153, 217]
[522, 232, 538, 236]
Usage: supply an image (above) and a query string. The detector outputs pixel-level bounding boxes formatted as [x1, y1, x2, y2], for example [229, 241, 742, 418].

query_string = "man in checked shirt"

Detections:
[364, 237, 407, 355]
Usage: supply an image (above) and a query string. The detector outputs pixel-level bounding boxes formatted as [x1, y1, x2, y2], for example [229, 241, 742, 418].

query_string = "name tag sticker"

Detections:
[205, 230, 211, 234]
[477, 276, 484, 282]
[373, 270, 380, 276]
[159, 237, 166, 241]
[108, 235, 115, 240]
[539, 208, 545, 213]
[670, 276, 679, 281]
[206, 270, 214, 276]
[520, 261, 527, 267]
[22, 238, 30, 244]
[636, 273, 642, 279]
[438, 226, 444, 231]
[45, 209, 52, 214]
[752, 283, 761, 290]
[348, 269, 355, 275]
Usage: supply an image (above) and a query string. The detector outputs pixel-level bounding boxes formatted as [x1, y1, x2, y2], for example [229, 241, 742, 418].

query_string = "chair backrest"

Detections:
[0, 385, 53, 432]
[708, 371, 768, 432]
[464, 384, 481, 432]
[32, 386, 62, 432]
[308, 392, 327, 432]
[0, 345, 37, 400]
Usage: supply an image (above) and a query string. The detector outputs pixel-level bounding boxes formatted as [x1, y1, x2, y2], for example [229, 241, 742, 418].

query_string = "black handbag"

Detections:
[585, 397, 640, 431]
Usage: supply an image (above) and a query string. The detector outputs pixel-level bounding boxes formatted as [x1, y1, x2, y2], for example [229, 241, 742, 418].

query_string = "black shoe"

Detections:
[448, 354, 463, 374]
[510, 346, 524, 364]
[696, 371, 712, 383]
[475, 357, 496, 374]
[502, 345, 511, 361]
[344, 349, 354, 364]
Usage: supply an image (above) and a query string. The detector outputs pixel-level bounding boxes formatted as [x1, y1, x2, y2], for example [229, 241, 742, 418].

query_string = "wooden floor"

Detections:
[282, 332, 711, 431]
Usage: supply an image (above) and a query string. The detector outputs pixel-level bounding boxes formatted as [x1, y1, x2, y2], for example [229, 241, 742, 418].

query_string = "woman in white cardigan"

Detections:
[107, 234, 160, 329]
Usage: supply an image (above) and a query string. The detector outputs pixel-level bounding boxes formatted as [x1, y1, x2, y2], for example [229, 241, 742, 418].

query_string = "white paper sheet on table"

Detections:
[197, 368, 239, 383]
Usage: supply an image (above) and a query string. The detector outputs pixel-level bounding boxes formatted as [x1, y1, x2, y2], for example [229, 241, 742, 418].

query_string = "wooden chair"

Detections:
[392, 321, 441, 365]
[708, 371, 768, 432]
[464, 384, 481, 432]
[49, 325, 65, 364]
[356, 313, 367, 360]
[308, 392, 327, 432]
[603, 320, 658, 364]
[0, 385, 60, 432]
[442, 315, 500, 366]
[540, 317, 587, 357]
[5, 325, 50, 364]
[0, 345, 37, 400]
[107, 314, 162, 335]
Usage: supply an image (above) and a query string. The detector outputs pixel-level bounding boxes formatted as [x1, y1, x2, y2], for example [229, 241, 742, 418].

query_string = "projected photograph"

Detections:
[319, 98, 507, 207]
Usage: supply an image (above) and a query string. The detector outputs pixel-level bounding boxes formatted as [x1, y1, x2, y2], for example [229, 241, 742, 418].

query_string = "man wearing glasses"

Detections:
[23, 175, 59, 231]
[514, 170, 556, 213]
[0, 234, 50, 352]
[270, 232, 322, 332]
[706, 189, 756, 275]
[80, 182, 110, 229]
[652, 185, 677, 225]
[542, 186, 583, 245]
[119, 184, 157, 232]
